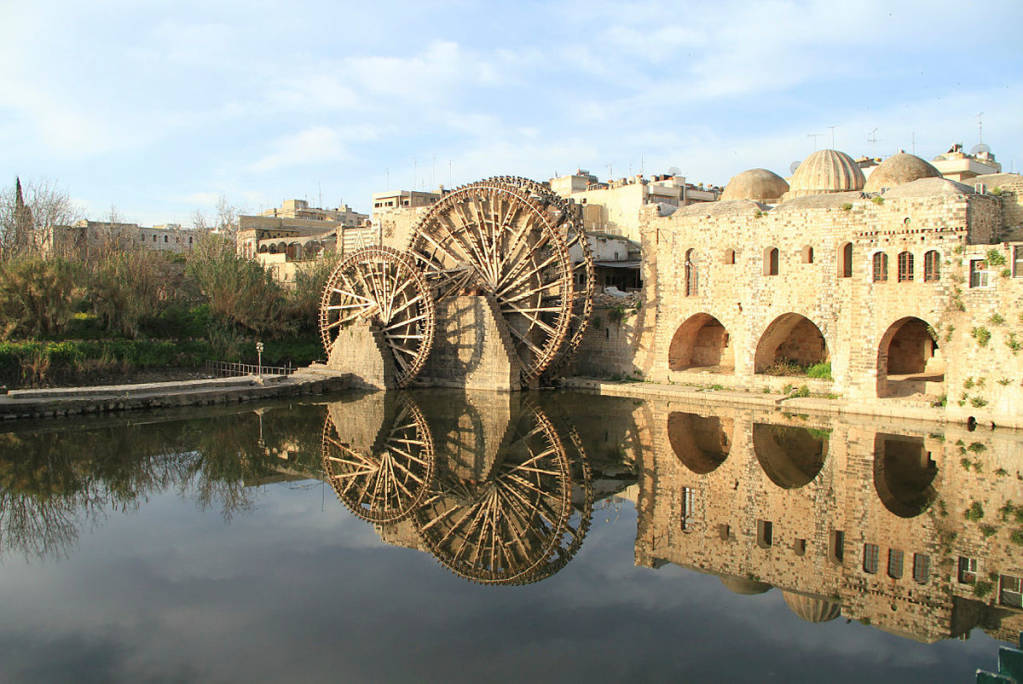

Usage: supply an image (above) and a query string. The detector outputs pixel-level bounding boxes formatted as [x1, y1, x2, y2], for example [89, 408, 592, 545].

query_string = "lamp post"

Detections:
[256, 341, 264, 384]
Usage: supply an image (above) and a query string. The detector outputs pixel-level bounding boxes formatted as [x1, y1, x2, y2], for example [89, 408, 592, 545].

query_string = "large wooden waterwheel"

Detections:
[406, 181, 578, 383]
[319, 245, 436, 388]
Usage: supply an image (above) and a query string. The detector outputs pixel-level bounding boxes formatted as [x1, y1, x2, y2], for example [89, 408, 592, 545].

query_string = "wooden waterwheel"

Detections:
[319, 245, 436, 388]
[410, 403, 573, 584]
[406, 181, 576, 383]
[480, 176, 596, 379]
[321, 395, 435, 524]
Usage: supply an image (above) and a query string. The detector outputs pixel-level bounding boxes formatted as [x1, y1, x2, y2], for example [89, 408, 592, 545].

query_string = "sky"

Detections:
[1, 0, 1021, 226]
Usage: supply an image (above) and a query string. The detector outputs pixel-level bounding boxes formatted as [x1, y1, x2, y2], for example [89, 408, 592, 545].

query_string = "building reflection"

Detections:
[634, 399, 1023, 644]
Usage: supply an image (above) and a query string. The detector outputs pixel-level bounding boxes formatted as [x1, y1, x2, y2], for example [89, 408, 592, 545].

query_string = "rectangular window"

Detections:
[887, 549, 904, 579]
[863, 543, 879, 574]
[1014, 246, 1023, 278]
[897, 252, 914, 282]
[958, 556, 978, 584]
[912, 553, 930, 584]
[680, 487, 694, 532]
[924, 250, 940, 282]
[970, 260, 990, 288]
[757, 520, 773, 548]
[829, 530, 845, 564]
[1000, 575, 1023, 608]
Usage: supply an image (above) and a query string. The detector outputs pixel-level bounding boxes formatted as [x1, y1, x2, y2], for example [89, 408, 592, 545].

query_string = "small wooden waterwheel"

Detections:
[318, 245, 436, 388]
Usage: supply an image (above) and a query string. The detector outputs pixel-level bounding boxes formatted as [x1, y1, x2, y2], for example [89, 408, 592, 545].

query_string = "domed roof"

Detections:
[782, 592, 841, 623]
[785, 149, 865, 199]
[864, 153, 941, 192]
[719, 575, 773, 595]
[721, 168, 790, 202]
[884, 177, 974, 199]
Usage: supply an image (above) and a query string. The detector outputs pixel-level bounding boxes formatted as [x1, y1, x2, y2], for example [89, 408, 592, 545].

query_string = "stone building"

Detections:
[549, 170, 720, 242]
[573, 148, 1023, 425]
[38, 220, 196, 258]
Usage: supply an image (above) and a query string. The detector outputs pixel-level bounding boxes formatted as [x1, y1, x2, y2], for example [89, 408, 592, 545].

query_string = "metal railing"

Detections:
[205, 360, 295, 378]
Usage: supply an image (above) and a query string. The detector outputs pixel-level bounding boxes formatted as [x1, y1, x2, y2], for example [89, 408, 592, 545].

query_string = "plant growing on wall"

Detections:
[971, 326, 991, 347]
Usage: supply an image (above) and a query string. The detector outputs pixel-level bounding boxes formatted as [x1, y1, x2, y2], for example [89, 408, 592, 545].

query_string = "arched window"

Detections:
[764, 247, 779, 276]
[723, 248, 735, 265]
[802, 246, 814, 263]
[924, 250, 940, 281]
[684, 248, 698, 296]
[839, 242, 853, 278]
[897, 251, 914, 282]
[872, 252, 888, 282]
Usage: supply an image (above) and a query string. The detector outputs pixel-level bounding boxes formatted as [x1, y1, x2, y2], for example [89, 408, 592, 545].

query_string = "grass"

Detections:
[964, 501, 984, 522]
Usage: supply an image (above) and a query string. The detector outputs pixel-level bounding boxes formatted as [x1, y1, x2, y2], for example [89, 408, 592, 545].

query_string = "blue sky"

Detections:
[2, 0, 1021, 225]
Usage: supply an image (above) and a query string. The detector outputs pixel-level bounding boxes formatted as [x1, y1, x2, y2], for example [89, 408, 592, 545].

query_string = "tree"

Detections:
[0, 177, 82, 261]
[215, 194, 238, 236]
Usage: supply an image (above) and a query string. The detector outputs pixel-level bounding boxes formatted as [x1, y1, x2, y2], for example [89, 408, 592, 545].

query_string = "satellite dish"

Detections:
[789, 160, 802, 174]
[970, 143, 991, 156]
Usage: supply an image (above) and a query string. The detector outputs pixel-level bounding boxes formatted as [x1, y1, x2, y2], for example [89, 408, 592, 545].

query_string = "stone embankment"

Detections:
[563, 377, 1023, 430]
[0, 364, 351, 421]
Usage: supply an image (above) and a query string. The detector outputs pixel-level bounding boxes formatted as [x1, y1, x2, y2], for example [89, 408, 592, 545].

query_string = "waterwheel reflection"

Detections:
[321, 393, 593, 585]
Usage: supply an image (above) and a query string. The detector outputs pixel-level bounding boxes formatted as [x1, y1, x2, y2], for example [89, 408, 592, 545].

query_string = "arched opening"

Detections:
[838, 242, 853, 278]
[754, 313, 829, 374]
[873, 434, 937, 518]
[753, 423, 828, 488]
[801, 246, 814, 264]
[764, 247, 779, 276]
[667, 412, 733, 474]
[668, 314, 734, 372]
[286, 242, 302, 260]
[266, 244, 277, 254]
[877, 317, 944, 398]
[723, 248, 736, 265]
[684, 248, 698, 296]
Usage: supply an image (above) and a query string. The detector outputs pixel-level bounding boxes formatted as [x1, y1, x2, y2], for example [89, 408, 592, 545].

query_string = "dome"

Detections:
[721, 168, 790, 203]
[782, 592, 841, 623]
[785, 149, 865, 199]
[884, 177, 974, 199]
[719, 575, 773, 595]
[864, 153, 941, 192]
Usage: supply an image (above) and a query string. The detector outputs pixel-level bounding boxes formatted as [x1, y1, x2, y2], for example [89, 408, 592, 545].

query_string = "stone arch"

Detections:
[876, 317, 944, 398]
[667, 412, 733, 474]
[287, 242, 302, 260]
[266, 244, 277, 254]
[668, 313, 734, 372]
[873, 434, 937, 518]
[753, 423, 828, 489]
[754, 313, 829, 373]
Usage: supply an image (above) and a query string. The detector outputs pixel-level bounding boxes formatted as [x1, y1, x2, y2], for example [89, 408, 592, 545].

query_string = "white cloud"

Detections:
[247, 125, 379, 172]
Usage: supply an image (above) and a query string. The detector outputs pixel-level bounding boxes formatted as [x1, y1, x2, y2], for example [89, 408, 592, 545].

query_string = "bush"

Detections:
[964, 501, 984, 521]
[0, 256, 83, 339]
[807, 361, 832, 379]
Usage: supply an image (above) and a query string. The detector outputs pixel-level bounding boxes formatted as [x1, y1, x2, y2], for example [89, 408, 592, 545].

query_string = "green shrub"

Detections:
[971, 326, 991, 347]
[973, 580, 993, 598]
[986, 249, 1007, 266]
[807, 361, 832, 379]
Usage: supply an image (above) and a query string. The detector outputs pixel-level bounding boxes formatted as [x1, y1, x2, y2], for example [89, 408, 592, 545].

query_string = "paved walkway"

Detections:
[0, 365, 352, 421]
[562, 377, 1023, 430]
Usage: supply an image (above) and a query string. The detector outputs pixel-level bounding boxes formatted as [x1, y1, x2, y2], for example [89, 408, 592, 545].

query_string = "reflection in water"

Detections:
[752, 423, 828, 488]
[668, 412, 732, 474]
[873, 434, 938, 518]
[320, 392, 594, 585]
[2, 391, 1022, 650]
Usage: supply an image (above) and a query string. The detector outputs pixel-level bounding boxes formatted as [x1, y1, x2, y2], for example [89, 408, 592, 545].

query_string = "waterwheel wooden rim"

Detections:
[411, 403, 572, 584]
[480, 176, 595, 380]
[406, 182, 574, 383]
[321, 396, 435, 524]
[319, 245, 436, 388]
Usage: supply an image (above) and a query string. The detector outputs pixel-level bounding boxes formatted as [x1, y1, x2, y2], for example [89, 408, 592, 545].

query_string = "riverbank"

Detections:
[0, 364, 351, 421]
[563, 376, 1023, 431]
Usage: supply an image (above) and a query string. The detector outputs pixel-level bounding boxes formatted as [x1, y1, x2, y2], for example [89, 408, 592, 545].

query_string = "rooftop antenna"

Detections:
[413, 157, 417, 190]
[607, 163, 613, 180]
[432, 154, 436, 189]
[318, 181, 322, 208]
[828, 126, 837, 149]
[807, 133, 823, 151]
[867, 128, 879, 154]
[911, 131, 916, 156]
[978, 112, 984, 144]
[640, 155, 645, 175]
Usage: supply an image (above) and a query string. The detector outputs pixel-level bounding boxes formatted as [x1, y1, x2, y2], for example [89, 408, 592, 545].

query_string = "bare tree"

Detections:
[0, 177, 82, 260]
[191, 208, 209, 233]
[215, 194, 238, 236]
